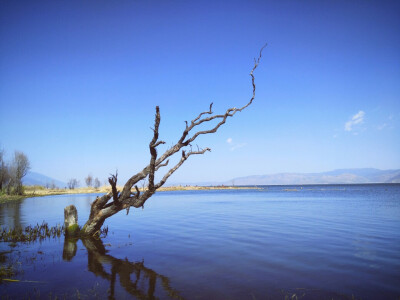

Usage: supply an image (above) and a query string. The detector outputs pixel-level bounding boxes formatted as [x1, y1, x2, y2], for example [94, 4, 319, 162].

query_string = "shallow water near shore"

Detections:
[1, 184, 400, 299]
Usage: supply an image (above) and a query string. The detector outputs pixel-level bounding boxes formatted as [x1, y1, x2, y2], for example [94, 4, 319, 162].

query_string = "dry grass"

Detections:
[24, 185, 111, 195]
[157, 185, 254, 191]
[27, 184, 255, 195]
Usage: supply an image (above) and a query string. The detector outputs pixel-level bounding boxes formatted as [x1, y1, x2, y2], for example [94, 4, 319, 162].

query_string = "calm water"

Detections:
[1, 184, 399, 299]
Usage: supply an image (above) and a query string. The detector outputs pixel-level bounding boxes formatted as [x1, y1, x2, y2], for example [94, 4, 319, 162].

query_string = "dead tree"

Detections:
[79, 46, 266, 236]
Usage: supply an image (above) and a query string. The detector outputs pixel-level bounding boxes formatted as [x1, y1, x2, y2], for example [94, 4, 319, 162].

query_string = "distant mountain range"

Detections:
[23, 168, 400, 188]
[227, 168, 400, 185]
[23, 171, 66, 188]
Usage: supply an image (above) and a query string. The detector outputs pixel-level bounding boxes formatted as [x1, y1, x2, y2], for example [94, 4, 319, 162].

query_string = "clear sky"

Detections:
[1, 0, 399, 185]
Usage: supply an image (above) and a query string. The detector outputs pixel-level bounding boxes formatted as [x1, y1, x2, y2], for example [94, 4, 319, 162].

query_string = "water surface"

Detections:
[1, 184, 399, 299]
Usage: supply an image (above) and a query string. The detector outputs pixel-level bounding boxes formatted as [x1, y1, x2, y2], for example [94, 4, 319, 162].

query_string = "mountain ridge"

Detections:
[23, 171, 66, 188]
[227, 168, 400, 185]
[23, 168, 400, 188]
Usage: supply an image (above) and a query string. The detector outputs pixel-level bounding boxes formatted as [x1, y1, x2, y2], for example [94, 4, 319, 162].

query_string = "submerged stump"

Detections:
[62, 237, 78, 261]
[64, 205, 79, 237]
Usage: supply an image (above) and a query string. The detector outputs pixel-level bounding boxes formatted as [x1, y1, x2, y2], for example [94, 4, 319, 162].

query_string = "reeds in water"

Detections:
[0, 222, 64, 242]
[0, 222, 109, 242]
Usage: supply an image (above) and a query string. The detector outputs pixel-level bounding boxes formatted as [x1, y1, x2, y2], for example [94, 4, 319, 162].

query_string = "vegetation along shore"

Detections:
[0, 185, 255, 203]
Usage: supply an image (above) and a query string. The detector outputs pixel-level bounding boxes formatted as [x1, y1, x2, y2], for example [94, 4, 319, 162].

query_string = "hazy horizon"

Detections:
[24, 167, 400, 187]
[1, 1, 399, 184]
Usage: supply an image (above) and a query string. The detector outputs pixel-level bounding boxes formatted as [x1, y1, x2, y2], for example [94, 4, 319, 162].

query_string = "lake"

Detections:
[1, 184, 399, 299]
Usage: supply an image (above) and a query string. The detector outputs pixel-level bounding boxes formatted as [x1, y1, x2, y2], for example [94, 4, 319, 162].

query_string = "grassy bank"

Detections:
[0, 185, 256, 203]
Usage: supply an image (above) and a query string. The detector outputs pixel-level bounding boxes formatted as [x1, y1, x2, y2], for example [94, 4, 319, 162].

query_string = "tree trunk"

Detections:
[81, 216, 106, 236]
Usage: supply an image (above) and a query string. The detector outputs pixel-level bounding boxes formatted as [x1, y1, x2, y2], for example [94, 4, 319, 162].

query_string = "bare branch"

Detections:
[134, 185, 140, 198]
[238, 42, 267, 112]
[154, 140, 166, 147]
[155, 159, 169, 171]
[81, 45, 266, 236]
[123, 45, 267, 198]
[192, 102, 213, 124]
[148, 106, 161, 192]
[120, 167, 149, 199]
[108, 171, 119, 204]
[91, 193, 112, 211]
[155, 148, 211, 189]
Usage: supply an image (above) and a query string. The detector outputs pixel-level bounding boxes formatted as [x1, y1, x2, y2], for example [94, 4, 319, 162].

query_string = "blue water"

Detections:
[1, 184, 400, 299]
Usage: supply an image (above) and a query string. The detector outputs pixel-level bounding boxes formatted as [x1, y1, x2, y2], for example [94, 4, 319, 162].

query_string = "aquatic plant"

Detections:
[0, 264, 14, 278]
[0, 222, 109, 243]
[0, 222, 64, 242]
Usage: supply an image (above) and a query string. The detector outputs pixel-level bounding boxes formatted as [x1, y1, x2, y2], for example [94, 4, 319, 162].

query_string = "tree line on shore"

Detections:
[67, 175, 102, 190]
[1, 148, 105, 195]
[42, 175, 103, 190]
[0, 149, 30, 195]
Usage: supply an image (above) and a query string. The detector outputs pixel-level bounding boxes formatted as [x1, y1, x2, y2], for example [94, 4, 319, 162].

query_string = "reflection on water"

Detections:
[0, 236, 184, 299]
[64, 237, 184, 300]
[0, 199, 23, 229]
[1, 185, 400, 299]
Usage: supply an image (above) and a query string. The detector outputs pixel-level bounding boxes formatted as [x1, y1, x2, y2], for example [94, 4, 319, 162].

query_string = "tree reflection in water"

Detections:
[63, 237, 184, 300]
[0, 200, 23, 229]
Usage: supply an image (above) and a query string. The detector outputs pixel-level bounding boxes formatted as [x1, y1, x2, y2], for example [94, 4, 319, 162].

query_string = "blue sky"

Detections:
[0, 0, 399, 184]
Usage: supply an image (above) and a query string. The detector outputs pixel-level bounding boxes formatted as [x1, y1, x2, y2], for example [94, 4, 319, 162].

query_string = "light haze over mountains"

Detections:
[24, 168, 400, 188]
[23, 172, 66, 188]
[227, 168, 400, 185]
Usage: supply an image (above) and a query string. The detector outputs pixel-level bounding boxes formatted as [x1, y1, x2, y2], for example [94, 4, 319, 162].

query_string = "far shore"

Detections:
[0, 185, 258, 203]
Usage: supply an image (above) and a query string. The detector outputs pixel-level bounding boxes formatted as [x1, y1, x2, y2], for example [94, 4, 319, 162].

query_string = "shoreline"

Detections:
[2, 182, 397, 203]
[0, 185, 257, 203]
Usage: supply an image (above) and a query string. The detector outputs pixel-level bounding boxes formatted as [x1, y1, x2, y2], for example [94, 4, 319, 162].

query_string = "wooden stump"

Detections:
[64, 205, 79, 237]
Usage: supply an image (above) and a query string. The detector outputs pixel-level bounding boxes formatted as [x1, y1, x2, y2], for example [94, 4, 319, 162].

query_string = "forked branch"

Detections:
[108, 172, 119, 204]
[81, 45, 266, 236]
